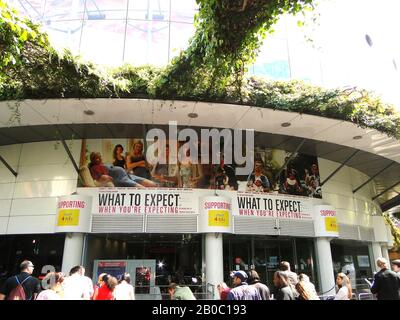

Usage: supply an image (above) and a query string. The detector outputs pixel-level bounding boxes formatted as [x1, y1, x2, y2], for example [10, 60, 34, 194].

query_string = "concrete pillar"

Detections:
[205, 233, 224, 300]
[315, 237, 336, 296]
[371, 242, 383, 272]
[381, 244, 391, 269]
[61, 233, 84, 274]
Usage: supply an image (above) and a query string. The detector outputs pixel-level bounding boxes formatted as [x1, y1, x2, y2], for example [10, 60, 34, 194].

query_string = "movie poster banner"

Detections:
[77, 138, 322, 199]
[92, 188, 197, 215]
[84, 188, 314, 221]
[230, 191, 313, 220]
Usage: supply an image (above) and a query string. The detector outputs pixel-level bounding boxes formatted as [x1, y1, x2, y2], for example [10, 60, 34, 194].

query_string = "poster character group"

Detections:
[78, 138, 322, 199]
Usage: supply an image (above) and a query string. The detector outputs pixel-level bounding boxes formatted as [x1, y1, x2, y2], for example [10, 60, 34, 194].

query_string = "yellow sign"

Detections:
[208, 210, 229, 227]
[325, 217, 338, 232]
[57, 209, 80, 226]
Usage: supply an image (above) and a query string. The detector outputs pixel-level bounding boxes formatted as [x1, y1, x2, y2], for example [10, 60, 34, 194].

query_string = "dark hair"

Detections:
[168, 283, 178, 291]
[69, 265, 82, 276]
[248, 270, 260, 284]
[113, 144, 124, 160]
[102, 274, 109, 283]
[89, 152, 101, 168]
[119, 273, 131, 284]
[279, 261, 290, 271]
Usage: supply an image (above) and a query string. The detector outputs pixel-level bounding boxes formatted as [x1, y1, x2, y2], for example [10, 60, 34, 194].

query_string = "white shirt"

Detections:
[63, 274, 93, 300]
[334, 286, 349, 300]
[114, 281, 135, 300]
[36, 289, 61, 300]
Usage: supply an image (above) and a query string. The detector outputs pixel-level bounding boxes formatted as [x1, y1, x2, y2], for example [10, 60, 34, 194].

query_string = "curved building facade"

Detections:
[0, 98, 397, 299]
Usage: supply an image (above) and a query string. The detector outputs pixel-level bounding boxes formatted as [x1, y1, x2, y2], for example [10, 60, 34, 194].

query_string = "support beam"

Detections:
[353, 161, 394, 193]
[142, 124, 148, 150]
[380, 194, 400, 213]
[320, 150, 359, 187]
[373, 181, 400, 201]
[60, 138, 80, 174]
[0, 154, 17, 177]
[274, 139, 306, 180]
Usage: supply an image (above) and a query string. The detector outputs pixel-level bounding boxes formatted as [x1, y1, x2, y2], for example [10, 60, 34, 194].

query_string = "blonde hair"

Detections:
[337, 273, 352, 299]
[296, 281, 312, 300]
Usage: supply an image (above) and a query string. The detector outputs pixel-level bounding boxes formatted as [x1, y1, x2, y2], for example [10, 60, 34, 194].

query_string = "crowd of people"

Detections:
[0, 261, 135, 300]
[214, 258, 400, 301]
[83, 140, 321, 198]
[1, 258, 398, 300]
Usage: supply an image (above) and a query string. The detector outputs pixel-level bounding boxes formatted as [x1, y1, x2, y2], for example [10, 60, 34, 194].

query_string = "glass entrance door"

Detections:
[253, 237, 294, 285]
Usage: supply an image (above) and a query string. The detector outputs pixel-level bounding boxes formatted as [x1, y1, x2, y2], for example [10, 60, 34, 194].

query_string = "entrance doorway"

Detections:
[86, 234, 202, 299]
[253, 237, 293, 285]
[223, 235, 317, 289]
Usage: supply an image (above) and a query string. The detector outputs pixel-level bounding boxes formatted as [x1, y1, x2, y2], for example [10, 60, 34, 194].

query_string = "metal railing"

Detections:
[133, 283, 215, 300]
[318, 278, 376, 300]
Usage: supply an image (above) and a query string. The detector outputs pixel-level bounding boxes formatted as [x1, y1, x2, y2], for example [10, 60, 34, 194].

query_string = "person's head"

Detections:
[377, 257, 388, 270]
[133, 141, 143, 155]
[113, 144, 124, 159]
[247, 270, 261, 284]
[391, 259, 400, 272]
[296, 280, 311, 300]
[231, 270, 248, 286]
[311, 164, 318, 174]
[97, 273, 107, 285]
[43, 272, 64, 290]
[298, 273, 310, 282]
[254, 160, 263, 174]
[217, 282, 229, 294]
[20, 260, 34, 274]
[89, 152, 102, 165]
[168, 282, 178, 299]
[336, 272, 348, 287]
[336, 273, 352, 299]
[273, 270, 289, 289]
[106, 276, 118, 291]
[69, 265, 83, 276]
[119, 273, 131, 284]
[279, 261, 291, 272]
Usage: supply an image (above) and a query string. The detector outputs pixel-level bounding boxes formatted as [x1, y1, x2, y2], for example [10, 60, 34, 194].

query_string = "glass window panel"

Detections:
[43, 0, 85, 21]
[124, 20, 169, 66]
[128, 0, 170, 21]
[6, 0, 46, 22]
[331, 240, 373, 293]
[84, 0, 128, 21]
[80, 20, 125, 66]
[170, 0, 198, 23]
[169, 22, 195, 61]
[44, 20, 82, 54]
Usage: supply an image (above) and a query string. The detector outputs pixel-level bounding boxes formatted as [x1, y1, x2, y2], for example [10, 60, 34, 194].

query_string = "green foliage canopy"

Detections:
[1, 0, 400, 139]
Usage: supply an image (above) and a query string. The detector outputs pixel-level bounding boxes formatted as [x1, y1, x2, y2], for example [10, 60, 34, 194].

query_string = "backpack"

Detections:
[7, 276, 31, 300]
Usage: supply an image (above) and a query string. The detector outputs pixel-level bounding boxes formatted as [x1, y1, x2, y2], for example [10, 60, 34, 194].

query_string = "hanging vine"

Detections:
[1, 0, 400, 139]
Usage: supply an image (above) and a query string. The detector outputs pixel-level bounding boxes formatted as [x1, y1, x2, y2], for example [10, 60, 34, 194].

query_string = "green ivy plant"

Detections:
[1, 0, 400, 140]
[383, 213, 400, 248]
